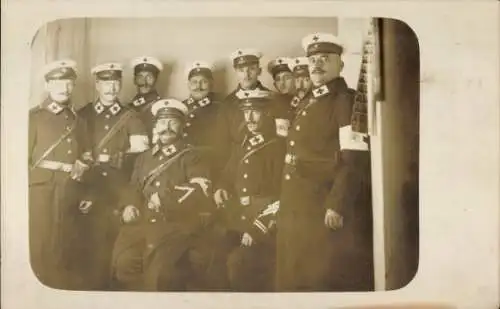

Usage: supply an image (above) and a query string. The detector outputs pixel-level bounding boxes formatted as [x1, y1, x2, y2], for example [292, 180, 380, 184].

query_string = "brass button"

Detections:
[189, 114, 195, 119]
[103, 148, 108, 153]
[104, 125, 110, 130]
[102, 172, 108, 177]
[244, 159, 249, 164]
[289, 140, 295, 146]
[242, 188, 247, 193]
[186, 122, 191, 127]
[243, 174, 248, 179]
[155, 181, 160, 187]
[295, 125, 301, 131]
[301, 111, 307, 116]
[67, 150, 72, 154]
[183, 132, 188, 137]
[241, 216, 246, 220]
[285, 174, 291, 180]
[105, 114, 111, 119]
[147, 243, 154, 249]
[66, 138, 72, 142]
[150, 218, 157, 223]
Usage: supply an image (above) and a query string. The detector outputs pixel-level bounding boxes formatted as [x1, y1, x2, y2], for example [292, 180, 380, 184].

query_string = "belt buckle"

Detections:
[240, 196, 250, 206]
[285, 153, 296, 166]
[98, 154, 110, 163]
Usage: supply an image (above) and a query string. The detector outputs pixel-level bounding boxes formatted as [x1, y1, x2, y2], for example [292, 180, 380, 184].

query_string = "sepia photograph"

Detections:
[27, 16, 420, 293]
[3, 1, 499, 308]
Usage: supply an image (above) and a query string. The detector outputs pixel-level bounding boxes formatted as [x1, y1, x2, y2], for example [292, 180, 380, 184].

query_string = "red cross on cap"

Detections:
[278, 59, 283, 64]
[110, 64, 115, 69]
[61, 61, 66, 66]
[143, 57, 148, 62]
[195, 62, 200, 67]
[238, 50, 243, 55]
[244, 92, 250, 97]
[295, 59, 300, 64]
[312, 35, 320, 41]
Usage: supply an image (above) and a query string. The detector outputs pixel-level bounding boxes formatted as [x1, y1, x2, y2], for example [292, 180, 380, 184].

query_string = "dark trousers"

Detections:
[226, 233, 276, 292]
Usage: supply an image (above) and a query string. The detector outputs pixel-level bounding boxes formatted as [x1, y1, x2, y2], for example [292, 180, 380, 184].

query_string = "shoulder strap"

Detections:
[239, 138, 277, 164]
[95, 109, 135, 153]
[30, 122, 76, 170]
[141, 146, 193, 191]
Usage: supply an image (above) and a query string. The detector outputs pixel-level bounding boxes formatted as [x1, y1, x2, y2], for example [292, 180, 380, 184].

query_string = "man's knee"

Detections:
[113, 249, 143, 286]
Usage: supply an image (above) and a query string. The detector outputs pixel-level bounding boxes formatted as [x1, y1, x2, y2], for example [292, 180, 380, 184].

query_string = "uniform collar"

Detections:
[184, 94, 213, 113]
[131, 90, 160, 107]
[311, 76, 348, 98]
[152, 141, 184, 157]
[94, 100, 122, 115]
[243, 129, 274, 149]
[42, 98, 70, 115]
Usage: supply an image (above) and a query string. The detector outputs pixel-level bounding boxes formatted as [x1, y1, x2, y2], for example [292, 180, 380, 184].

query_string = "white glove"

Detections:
[122, 205, 140, 223]
[214, 188, 229, 209]
[241, 232, 254, 247]
[148, 192, 161, 212]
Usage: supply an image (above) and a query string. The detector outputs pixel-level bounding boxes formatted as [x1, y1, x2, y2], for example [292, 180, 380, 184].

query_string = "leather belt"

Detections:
[37, 160, 73, 173]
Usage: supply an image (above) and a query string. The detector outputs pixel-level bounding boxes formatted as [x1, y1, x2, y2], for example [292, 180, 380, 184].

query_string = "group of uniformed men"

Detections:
[28, 32, 373, 292]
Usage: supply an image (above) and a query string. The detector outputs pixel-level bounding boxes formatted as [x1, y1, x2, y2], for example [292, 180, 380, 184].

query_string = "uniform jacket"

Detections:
[283, 76, 355, 213]
[217, 126, 285, 242]
[128, 90, 161, 145]
[78, 100, 148, 182]
[181, 92, 221, 149]
[29, 98, 88, 185]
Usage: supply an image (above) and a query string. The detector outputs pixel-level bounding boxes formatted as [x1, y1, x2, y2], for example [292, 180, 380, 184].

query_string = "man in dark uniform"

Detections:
[110, 99, 217, 291]
[179, 61, 229, 290]
[128, 56, 163, 144]
[288, 57, 312, 112]
[267, 57, 296, 137]
[214, 49, 273, 167]
[181, 61, 220, 153]
[28, 59, 91, 289]
[275, 33, 373, 292]
[214, 89, 285, 292]
[77, 62, 149, 290]
[267, 56, 295, 99]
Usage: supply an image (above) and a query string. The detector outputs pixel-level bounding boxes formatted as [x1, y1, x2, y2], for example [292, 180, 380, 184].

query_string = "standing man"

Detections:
[275, 33, 373, 292]
[181, 61, 220, 151]
[267, 57, 295, 98]
[214, 89, 285, 292]
[289, 57, 312, 111]
[111, 99, 217, 291]
[267, 56, 296, 136]
[179, 61, 229, 290]
[78, 62, 149, 290]
[29, 59, 90, 289]
[216, 49, 287, 167]
[128, 56, 163, 144]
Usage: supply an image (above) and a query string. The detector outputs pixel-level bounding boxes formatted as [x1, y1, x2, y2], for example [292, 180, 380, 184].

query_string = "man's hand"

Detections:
[78, 200, 93, 214]
[148, 192, 161, 212]
[70, 159, 90, 181]
[324, 208, 343, 230]
[214, 188, 229, 209]
[241, 232, 254, 247]
[122, 205, 140, 223]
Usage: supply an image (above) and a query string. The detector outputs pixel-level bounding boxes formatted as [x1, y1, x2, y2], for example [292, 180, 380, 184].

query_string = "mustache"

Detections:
[192, 87, 208, 92]
[311, 68, 325, 74]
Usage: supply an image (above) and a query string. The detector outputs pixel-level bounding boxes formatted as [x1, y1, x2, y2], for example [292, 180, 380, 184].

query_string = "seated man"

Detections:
[110, 99, 218, 291]
[214, 89, 285, 292]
